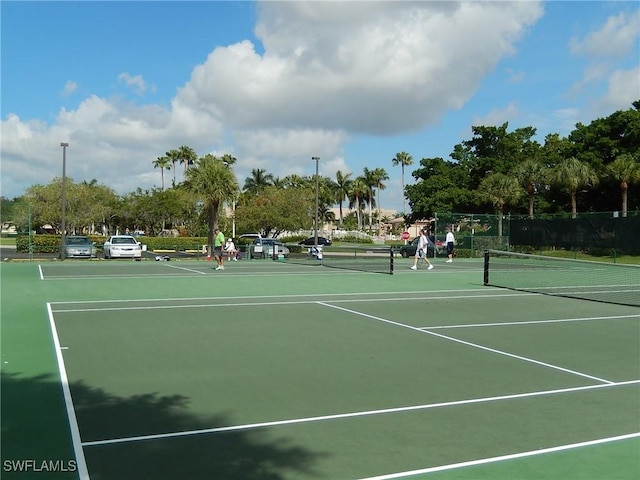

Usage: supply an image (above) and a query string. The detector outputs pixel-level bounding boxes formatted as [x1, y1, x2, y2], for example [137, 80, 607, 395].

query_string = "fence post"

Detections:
[483, 250, 490, 285]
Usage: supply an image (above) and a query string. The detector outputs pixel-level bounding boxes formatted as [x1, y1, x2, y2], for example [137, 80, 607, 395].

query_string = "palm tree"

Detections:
[165, 149, 181, 187]
[551, 157, 599, 218]
[184, 155, 239, 255]
[281, 174, 307, 188]
[243, 169, 274, 195]
[318, 205, 336, 224]
[348, 177, 367, 230]
[220, 153, 238, 167]
[334, 170, 352, 228]
[391, 151, 414, 214]
[606, 154, 640, 217]
[371, 167, 389, 233]
[362, 167, 377, 228]
[152, 156, 171, 191]
[512, 159, 548, 218]
[478, 173, 522, 237]
[178, 145, 197, 175]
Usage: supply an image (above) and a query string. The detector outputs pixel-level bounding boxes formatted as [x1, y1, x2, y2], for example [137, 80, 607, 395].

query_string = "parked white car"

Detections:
[103, 235, 143, 260]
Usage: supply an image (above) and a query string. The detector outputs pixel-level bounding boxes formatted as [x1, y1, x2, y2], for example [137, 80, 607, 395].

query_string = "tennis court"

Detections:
[1, 255, 639, 479]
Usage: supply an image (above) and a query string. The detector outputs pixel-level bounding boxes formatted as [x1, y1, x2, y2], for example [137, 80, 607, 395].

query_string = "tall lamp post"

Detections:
[312, 157, 320, 247]
[59, 142, 69, 260]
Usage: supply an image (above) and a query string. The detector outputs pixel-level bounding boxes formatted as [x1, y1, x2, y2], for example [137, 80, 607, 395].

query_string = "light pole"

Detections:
[59, 142, 69, 260]
[312, 157, 320, 247]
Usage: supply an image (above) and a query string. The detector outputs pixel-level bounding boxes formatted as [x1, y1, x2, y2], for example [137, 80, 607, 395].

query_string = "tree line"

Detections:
[406, 101, 640, 230]
[2, 101, 638, 248]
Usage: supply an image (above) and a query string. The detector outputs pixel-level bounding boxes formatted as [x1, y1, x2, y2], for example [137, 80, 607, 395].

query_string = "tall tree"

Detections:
[370, 167, 389, 233]
[235, 186, 314, 238]
[362, 167, 378, 228]
[551, 157, 599, 218]
[152, 156, 171, 191]
[220, 153, 238, 166]
[178, 145, 198, 174]
[606, 153, 640, 217]
[348, 177, 367, 230]
[334, 170, 352, 228]
[391, 152, 413, 214]
[512, 159, 548, 218]
[165, 149, 181, 187]
[478, 173, 522, 237]
[184, 155, 239, 255]
[280, 174, 308, 189]
[456, 123, 539, 189]
[243, 169, 274, 195]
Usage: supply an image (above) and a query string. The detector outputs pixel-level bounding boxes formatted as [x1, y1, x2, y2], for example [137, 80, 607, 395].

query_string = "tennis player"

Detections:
[410, 228, 434, 270]
[214, 228, 225, 270]
[445, 228, 455, 263]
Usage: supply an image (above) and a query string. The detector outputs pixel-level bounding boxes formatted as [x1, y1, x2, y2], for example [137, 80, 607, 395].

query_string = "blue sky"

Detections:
[2, 1, 639, 214]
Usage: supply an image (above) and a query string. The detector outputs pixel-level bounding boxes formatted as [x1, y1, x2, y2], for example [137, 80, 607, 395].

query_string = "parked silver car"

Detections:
[64, 235, 96, 258]
[250, 238, 290, 259]
[103, 235, 143, 260]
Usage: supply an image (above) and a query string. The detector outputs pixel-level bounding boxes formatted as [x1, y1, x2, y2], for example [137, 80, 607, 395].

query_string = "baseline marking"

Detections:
[318, 302, 616, 384]
[81, 380, 639, 447]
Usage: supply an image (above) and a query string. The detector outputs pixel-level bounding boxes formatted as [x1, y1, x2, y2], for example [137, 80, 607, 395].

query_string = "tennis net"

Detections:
[283, 244, 394, 275]
[483, 249, 640, 307]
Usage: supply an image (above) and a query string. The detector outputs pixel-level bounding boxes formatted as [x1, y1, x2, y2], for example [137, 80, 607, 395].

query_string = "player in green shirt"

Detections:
[214, 228, 225, 270]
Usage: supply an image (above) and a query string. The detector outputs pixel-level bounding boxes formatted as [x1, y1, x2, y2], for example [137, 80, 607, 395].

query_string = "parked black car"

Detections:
[298, 236, 332, 246]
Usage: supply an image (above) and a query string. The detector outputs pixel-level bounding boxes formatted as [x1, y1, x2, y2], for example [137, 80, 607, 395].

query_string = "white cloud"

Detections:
[570, 11, 640, 58]
[61, 81, 78, 97]
[568, 10, 639, 116]
[179, 2, 543, 135]
[1, 1, 548, 203]
[118, 72, 150, 95]
[596, 66, 640, 113]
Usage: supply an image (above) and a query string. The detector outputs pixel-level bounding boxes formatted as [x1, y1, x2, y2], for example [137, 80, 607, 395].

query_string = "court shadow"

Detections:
[2, 372, 327, 480]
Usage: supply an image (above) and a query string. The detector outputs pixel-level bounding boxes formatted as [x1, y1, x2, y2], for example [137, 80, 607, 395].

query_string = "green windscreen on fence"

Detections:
[484, 249, 640, 307]
[284, 244, 394, 275]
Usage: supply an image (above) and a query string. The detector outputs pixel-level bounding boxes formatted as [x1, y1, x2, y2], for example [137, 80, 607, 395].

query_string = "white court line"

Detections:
[358, 432, 640, 480]
[48, 288, 504, 305]
[81, 380, 639, 447]
[47, 303, 90, 479]
[162, 263, 207, 275]
[50, 292, 537, 313]
[39, 270, 366, 281]
[423, 314, 640, 330]
[318, 302, 616, 384]
[38, 264, 44, 280]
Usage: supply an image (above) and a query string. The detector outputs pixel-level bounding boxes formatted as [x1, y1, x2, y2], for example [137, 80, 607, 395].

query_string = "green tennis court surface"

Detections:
[2, 257, 639, 479]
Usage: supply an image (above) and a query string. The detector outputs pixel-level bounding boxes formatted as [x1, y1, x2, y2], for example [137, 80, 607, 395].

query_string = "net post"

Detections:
[389, 246, 394, 275]
[483, 249, 490, 285]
